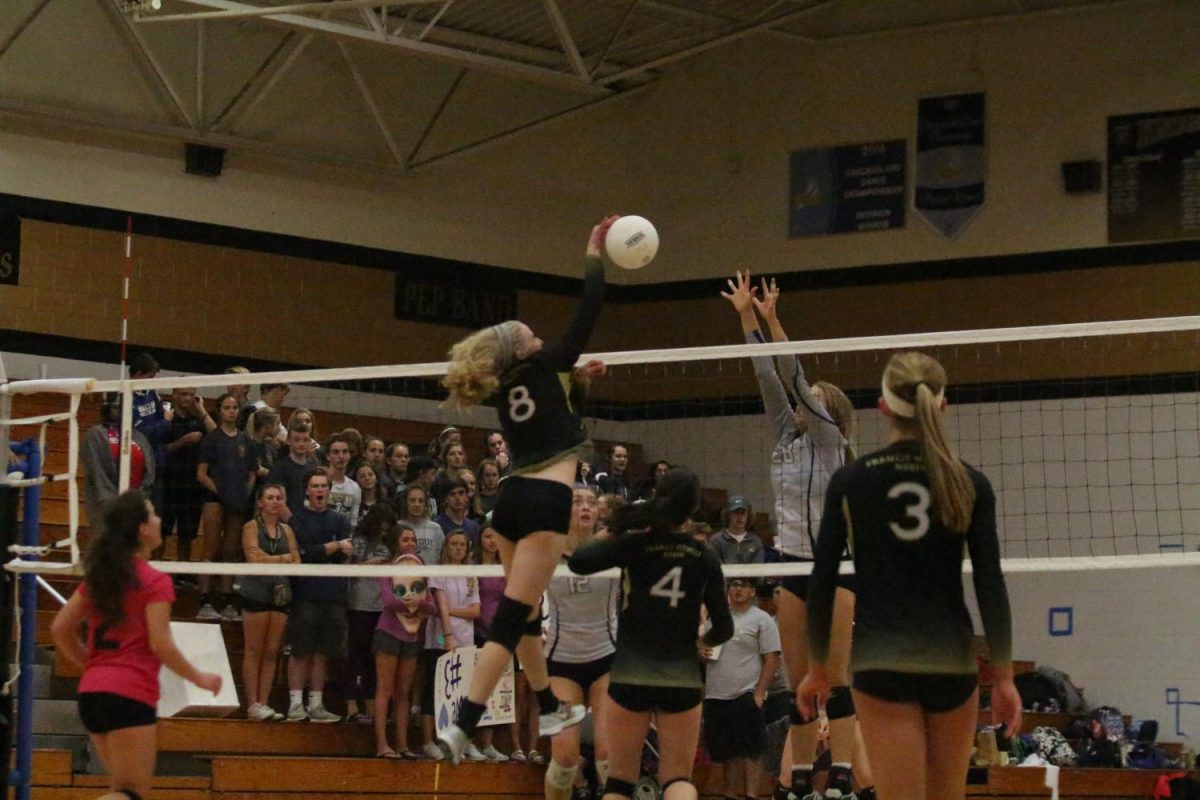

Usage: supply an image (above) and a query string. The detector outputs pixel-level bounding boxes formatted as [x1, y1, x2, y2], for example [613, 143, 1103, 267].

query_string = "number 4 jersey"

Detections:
[76, 559, 176, 707]
[568, 531, 732, 689]
[807, 440, 1012, 676]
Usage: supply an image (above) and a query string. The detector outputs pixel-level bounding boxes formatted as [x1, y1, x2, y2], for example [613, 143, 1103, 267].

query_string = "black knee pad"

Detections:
[488, 596, 535, 653]
[826, 684, 855, 720]
[660, 777, 692, 796]
[523, 613, 543, 637]
[790, 696, 817, 726]
[604, 777, 636, 799]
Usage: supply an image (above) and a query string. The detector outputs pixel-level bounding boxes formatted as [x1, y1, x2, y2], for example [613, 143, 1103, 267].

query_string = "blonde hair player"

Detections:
[437, 216, 619, 764]
[799, 352, 1021, 800]
[721, 272, 868, 800]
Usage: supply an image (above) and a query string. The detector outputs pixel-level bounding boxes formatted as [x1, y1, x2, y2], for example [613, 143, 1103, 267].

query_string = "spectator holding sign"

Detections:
[420, 530, 480, 760]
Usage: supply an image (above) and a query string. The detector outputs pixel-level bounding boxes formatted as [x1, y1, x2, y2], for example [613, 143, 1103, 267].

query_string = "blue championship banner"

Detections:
[789, 140, 906, 237]
[1108, 107, 1200, 244]
[915, 92, 986, 239]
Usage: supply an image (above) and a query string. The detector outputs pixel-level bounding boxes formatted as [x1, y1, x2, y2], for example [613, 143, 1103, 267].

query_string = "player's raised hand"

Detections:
[720, 270, 759, 316]
[752, 277, 780, 322]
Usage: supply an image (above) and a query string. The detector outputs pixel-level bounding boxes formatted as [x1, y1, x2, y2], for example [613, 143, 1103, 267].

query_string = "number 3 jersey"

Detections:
[76, 559, 176, 706]
[568, 531, 733, 689]
[490, 255, 604, 473]
[807, 440, 1013, 676]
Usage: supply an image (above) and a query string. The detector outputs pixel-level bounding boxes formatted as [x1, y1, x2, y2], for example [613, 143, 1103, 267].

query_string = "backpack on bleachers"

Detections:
[1035, 666, 1088, 715]
[1032, 726, 1078, 766]
[1092, 706, 1126, 741]
[1169, 775, 1200, 800]
[1014, 672, 1061, 711]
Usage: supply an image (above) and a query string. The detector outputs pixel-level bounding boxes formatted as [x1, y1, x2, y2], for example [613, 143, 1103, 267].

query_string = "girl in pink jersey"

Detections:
[51, 490, 221, 800]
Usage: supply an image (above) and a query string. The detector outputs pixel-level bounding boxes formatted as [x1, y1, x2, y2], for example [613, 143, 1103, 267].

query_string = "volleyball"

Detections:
[605, 215, 659, 270]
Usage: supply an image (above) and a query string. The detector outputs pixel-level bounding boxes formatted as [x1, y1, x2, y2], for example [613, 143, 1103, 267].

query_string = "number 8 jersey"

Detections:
[807, 440, 1013, 677]
[490, 255, 604, 473]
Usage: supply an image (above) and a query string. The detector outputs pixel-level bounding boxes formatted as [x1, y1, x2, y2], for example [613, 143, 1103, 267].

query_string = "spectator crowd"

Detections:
[81, 353, 796, 795]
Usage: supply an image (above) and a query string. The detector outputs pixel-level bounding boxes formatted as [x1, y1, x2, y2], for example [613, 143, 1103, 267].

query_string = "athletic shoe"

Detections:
[480, 745, 509, 762]
[424, 740, 448, 762]
[509, 749, 527, 762]
[195, 604, 221, 621]
[285, 702, 308, 722]
[538, 702, 587, 737]
[462, 742, 488, 762]
[220, 606, 241, 622]
[825, 767, 854, 799]
[307, 704, 341, 723]
[571, 787, 592, 800]
[782, 790, 820, 800]
[529, 750, 546, 765]
[247, 703, 275, 722]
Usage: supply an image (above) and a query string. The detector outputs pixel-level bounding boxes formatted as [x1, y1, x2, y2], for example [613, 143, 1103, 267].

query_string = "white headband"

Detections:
[881, 379, 943, 418]
[489, 322, 519, 369]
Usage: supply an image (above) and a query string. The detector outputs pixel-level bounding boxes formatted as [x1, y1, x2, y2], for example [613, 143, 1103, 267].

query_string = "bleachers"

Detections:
[7, 392, 1188, 798]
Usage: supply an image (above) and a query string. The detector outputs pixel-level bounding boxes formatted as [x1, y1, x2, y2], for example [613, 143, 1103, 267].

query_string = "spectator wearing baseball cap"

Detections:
[709, 496, 766, 565]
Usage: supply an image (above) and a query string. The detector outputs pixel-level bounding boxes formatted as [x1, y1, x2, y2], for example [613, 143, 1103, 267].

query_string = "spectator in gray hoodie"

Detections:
[82, 394, 154, 534]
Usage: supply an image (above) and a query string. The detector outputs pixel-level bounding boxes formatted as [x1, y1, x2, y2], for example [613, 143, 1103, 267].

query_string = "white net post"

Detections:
[119, 382, 133, 493]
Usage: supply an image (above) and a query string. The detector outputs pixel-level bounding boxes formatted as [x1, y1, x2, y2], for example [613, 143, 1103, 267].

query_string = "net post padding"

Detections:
[119, 384, 133, 493]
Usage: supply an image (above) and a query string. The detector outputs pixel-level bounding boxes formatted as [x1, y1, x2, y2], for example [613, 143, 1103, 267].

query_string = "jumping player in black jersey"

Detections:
[438, 216, 619, 765]
[799, 352, 1021, 800]
[568, 468, 733, 800]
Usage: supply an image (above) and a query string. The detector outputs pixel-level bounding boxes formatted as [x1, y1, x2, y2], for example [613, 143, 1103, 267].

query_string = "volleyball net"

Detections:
[3, 314, 1200, 581]
[3, 317, 1200, 792]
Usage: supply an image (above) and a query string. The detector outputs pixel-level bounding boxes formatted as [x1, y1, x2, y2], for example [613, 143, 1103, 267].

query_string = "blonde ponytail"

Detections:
[443, 325, 510, 408]
[815, 380, 857, 464]
[884, 352, 975, 533]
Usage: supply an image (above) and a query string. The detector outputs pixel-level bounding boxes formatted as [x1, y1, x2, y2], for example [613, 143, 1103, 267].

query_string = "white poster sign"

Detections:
[157, 621, 239, 718]
[434, 646, 516, 737]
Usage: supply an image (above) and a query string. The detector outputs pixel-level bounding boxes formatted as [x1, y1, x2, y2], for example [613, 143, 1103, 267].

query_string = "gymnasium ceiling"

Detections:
[0, 0, 1143, 175]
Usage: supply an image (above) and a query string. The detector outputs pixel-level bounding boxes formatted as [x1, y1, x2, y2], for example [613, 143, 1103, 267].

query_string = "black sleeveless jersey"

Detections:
[808, 440, 1012, 675]
[490, 256, 604, 472]
[569, 530, 733, 689]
